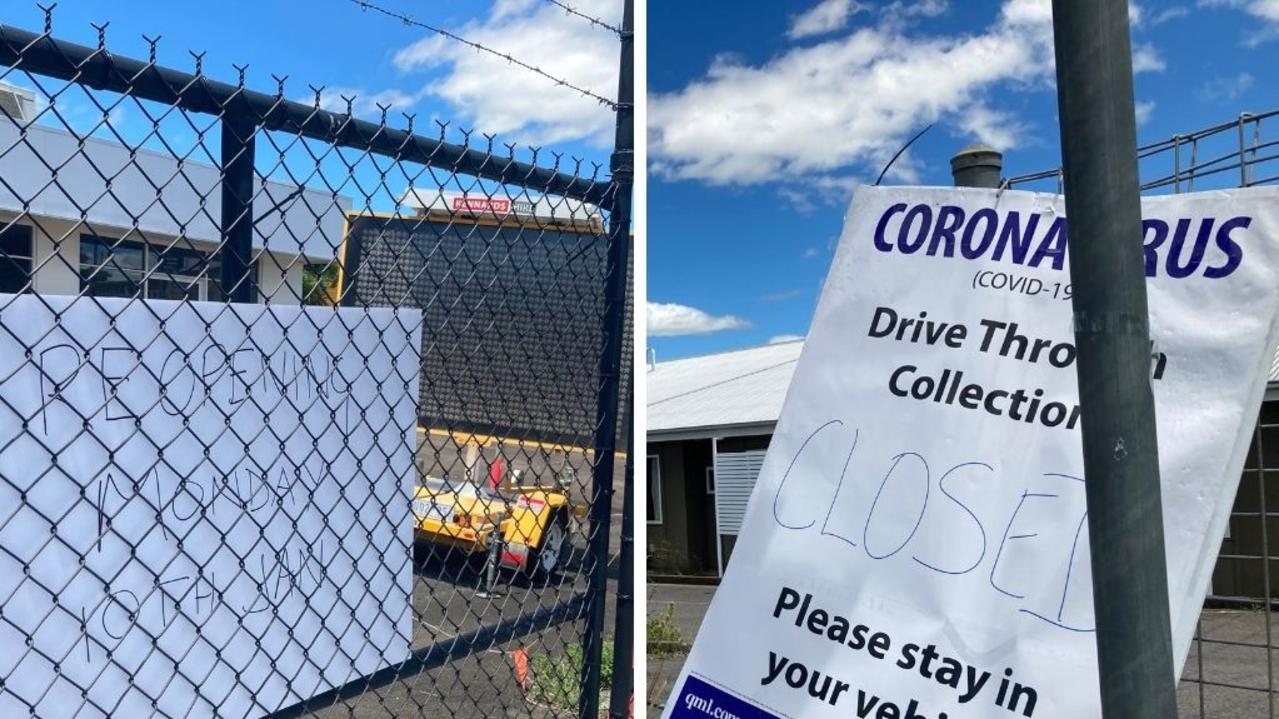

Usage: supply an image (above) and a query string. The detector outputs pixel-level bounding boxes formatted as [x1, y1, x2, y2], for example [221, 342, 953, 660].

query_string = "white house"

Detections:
[647, 339, 802, 577]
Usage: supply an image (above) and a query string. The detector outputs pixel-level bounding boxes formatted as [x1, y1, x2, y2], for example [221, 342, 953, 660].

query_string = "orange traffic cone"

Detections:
[512, 645, 529, 691]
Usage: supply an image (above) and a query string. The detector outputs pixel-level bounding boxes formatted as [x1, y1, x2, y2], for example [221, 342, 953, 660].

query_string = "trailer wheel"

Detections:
[526, 511, 569, 578]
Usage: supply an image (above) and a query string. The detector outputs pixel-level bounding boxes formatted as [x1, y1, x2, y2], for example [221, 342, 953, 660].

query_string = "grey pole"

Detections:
[608, 400, 635, 719]
[219, 114, 257, 303]
[579, 0, 633, 715]
[1051, 1, 1178, 717]
[951, 144, 1002, 188]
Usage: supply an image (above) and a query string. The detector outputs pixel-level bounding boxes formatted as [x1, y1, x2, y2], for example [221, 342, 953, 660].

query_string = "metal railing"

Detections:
[1006, 110, 1279, 194]
[0, 3, 632, 717]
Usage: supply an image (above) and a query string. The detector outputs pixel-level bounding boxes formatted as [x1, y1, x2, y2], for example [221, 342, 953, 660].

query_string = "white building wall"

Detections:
[30, 217, 81, 295]
[3, 210, 306, 303]
[0, 123, 350, 259]
[257, 253, 305, 304]
[0, 122, 346, 305]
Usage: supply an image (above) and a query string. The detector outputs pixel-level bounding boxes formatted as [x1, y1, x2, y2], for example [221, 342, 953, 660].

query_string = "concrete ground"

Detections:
[646, 584, 715, 719]
[310, 544, 615, 719]
[647, 583, 1279, 719]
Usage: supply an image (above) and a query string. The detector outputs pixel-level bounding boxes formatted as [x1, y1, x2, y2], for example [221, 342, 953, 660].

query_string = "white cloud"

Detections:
[955, 105, 1025, 151]
[1201, 0, 1279, 20]
[1200, 0, 1279, 43]
[881, 0, 950, 22]
[1151, 5, 1190, 23]
[650, 1, 1059, 186]
[1131, 42, 1166, 72]
[1135, 100, 1156, 125]
[999, 0, 1052, 24]
[648, 302, 750, 336]
[1128, 1, 1146, 24]
[650, 0, 1168, 189]
[789, 0, 867, 39]
[392, 0, 620, 146]
[1199, 73, 1255, 101]
[768, 334, 806, 344]
[779, 175, 863, 211]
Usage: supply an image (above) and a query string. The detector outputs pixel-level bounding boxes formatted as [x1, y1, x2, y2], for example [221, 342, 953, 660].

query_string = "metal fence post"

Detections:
[608, 400, 634, 719]
[579, 0, 633, 715]
[220, 112, 256, 303]
[1050, 1, 1179, 716]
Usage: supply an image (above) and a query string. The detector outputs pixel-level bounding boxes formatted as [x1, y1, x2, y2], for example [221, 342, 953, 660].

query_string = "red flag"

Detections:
[488, 457, 504, 491]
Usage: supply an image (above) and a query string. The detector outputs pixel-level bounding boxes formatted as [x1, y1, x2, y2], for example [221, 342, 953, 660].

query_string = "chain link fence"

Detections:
[1007, 108, 1279, 718]
[0, 6, 631, 718]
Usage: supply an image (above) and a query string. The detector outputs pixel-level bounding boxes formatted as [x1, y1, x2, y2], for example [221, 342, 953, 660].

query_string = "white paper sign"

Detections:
[0, 295, 422, 719]
[665, 186, 1279, 719]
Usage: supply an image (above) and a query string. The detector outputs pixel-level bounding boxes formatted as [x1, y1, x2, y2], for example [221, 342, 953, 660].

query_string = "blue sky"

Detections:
[2, 0, 622, 207]
[647, 0, 1279, 360]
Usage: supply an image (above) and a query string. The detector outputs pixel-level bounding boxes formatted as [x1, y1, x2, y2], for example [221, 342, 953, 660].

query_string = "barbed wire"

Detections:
[543, 0, 624, 36]
[347, 0, 619, 110]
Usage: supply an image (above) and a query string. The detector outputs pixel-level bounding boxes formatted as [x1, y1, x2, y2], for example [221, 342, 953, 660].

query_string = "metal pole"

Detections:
[1050, 1, 1178, 716]
[220, 113, 256, 303]
[608, 401, 634, 719]
[580, 0, 633, 714]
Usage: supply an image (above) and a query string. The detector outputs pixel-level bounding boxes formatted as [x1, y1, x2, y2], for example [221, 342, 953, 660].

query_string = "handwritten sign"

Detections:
[666, 186, 1279, 719]
[0, 295, 422, 718]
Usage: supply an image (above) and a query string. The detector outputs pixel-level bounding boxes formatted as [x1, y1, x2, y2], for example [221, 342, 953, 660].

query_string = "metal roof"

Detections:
[647, 339, 803, 437]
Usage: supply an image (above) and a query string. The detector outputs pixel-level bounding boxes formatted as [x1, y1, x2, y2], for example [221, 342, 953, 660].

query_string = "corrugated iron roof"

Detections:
[647, 339, 803, 435]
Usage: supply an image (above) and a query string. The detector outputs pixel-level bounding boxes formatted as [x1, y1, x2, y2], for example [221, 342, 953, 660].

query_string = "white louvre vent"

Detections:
[0, 82, 36, 124]
[713, 449, 767, 535]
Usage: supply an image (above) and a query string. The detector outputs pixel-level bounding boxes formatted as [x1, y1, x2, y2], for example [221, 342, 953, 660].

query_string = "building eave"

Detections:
[648, 420, 778, 443]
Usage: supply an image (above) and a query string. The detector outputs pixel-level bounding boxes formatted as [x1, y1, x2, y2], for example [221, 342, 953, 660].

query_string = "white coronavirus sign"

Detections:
[0, 296, 422, 719]
[665, 186, 1279, 719]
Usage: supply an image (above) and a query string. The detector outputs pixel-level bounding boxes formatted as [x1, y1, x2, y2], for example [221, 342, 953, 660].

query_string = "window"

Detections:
[79, 234, 257, 301]
[80, 235, 147, 298]
[0, 224, 34, 293]
[647, 455, 662, 524]
[706, 466, 715, 495]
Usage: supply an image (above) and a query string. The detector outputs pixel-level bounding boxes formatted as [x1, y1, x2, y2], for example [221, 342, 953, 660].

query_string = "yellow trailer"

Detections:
[411, 473, 572, 577]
